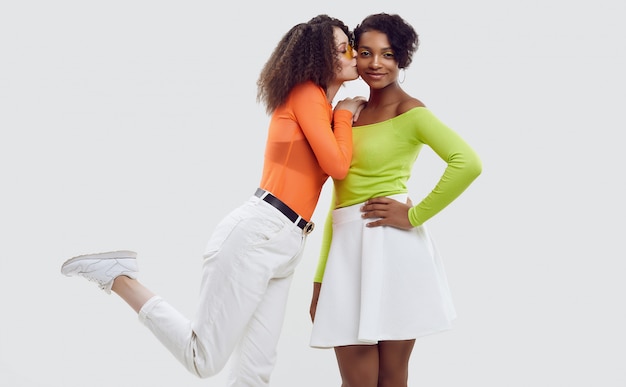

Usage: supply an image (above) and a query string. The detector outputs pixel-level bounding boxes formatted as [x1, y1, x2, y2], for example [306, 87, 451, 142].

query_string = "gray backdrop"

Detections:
[1, 0, 624, 386]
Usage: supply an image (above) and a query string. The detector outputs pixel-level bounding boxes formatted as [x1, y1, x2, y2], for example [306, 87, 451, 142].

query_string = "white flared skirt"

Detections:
[309, 195, 456, 348]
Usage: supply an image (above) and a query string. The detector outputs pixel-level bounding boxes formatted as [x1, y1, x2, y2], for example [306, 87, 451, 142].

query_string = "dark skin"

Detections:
[354, 54, 421, 231]
[310, 28, 425, 387]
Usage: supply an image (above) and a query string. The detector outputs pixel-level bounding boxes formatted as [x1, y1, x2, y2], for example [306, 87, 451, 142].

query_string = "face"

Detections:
[333, 26, 358, 82]
[356, 30, 400, 88]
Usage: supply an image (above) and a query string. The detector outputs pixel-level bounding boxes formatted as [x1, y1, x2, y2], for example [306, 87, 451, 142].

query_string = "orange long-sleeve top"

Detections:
[259, 81, 354, 221]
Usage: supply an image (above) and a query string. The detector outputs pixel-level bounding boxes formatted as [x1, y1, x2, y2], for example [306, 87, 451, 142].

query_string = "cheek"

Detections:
[340, 56, 352, 65]
[338, 59, 353, 71]
[356, 62, 367, 73]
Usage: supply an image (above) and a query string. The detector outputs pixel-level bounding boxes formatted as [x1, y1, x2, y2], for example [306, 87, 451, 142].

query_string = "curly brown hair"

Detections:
[257, 14, 351, 114]
[354, 13, 419, 69]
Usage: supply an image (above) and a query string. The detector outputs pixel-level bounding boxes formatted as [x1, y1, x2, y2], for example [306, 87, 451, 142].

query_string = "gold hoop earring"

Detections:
[399, 68, 406, 84]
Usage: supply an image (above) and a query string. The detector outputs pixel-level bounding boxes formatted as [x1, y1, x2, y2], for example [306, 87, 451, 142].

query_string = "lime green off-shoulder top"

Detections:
[314, 107, 482, 282]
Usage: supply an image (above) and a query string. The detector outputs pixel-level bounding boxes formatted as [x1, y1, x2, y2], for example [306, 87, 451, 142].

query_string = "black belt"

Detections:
[254, 188, 315, 234]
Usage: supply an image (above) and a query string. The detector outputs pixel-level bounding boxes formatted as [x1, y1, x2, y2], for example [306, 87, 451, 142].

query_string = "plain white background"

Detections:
[1, 1, 624, 386]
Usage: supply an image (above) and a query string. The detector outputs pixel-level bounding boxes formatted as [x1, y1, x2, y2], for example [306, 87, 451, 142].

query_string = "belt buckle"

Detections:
[302, 221, 315, 235]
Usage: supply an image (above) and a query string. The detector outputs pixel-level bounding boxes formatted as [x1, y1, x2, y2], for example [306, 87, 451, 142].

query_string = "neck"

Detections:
[326, 82, 341, 103]
[367, 82, 404, 108]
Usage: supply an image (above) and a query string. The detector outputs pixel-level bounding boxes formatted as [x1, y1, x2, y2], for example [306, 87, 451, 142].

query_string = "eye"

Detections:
[338, 43, 354, 60]
[382, 51, 395, 58]
[340, 49, 353, 60]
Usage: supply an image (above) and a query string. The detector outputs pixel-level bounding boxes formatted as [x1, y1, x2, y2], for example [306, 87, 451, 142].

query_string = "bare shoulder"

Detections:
[397, 97, 426, 115]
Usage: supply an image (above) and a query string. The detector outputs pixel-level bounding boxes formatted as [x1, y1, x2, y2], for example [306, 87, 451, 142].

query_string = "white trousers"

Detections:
[138, 195, 307, 386]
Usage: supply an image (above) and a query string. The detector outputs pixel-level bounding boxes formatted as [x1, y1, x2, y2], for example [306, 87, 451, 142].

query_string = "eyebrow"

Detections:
[357, 45, 393, 51]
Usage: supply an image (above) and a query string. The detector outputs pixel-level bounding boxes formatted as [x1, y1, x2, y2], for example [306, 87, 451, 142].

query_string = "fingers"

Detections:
[361, 197, 393, 213]
[364, 196, 393, 205]
[361, 196, 414, 230]
[364, 219, 386, 228]
[361, 205, 388, 220]
[334, 96, 368, 122]
[353, 104, 365, 122]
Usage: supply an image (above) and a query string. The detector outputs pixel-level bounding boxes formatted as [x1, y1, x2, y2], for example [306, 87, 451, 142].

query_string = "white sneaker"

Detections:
[61, 250, 138, 294]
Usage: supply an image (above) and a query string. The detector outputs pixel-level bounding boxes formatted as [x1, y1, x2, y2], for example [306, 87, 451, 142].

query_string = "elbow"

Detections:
[457, 151, 482, 182]
[326, 162, 350, 180]
[450, 152, 482, 182]
[470, 157, 483, 180]
[467, 159, 482, 181]
[333, 169, 349, 180]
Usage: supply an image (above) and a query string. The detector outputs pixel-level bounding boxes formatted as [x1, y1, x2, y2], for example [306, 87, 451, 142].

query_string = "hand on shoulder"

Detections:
[335, 96, 367, 121]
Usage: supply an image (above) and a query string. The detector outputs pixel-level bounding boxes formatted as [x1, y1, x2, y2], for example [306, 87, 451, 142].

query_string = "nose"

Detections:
[370, 55, 382, 68]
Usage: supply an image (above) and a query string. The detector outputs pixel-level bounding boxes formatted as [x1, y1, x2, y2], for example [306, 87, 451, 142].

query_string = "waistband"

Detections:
[332, 194, 408, 224]
[254, 188, 315, 234]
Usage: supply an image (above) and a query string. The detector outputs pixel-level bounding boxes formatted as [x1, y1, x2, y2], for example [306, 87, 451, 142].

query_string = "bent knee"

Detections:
[188, 348, 228, 379]
[192, 361, 224, 379]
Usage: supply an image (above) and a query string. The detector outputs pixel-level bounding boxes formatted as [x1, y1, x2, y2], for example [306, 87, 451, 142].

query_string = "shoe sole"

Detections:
[61, 250, 137, 275]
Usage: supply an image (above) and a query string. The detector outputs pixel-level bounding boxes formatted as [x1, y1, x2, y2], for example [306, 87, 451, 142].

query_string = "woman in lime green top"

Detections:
[309, 13, 482, 386]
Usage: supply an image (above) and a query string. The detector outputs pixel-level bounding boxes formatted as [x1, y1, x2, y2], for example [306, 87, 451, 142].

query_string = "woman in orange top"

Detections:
[60, 14, 366, 386]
